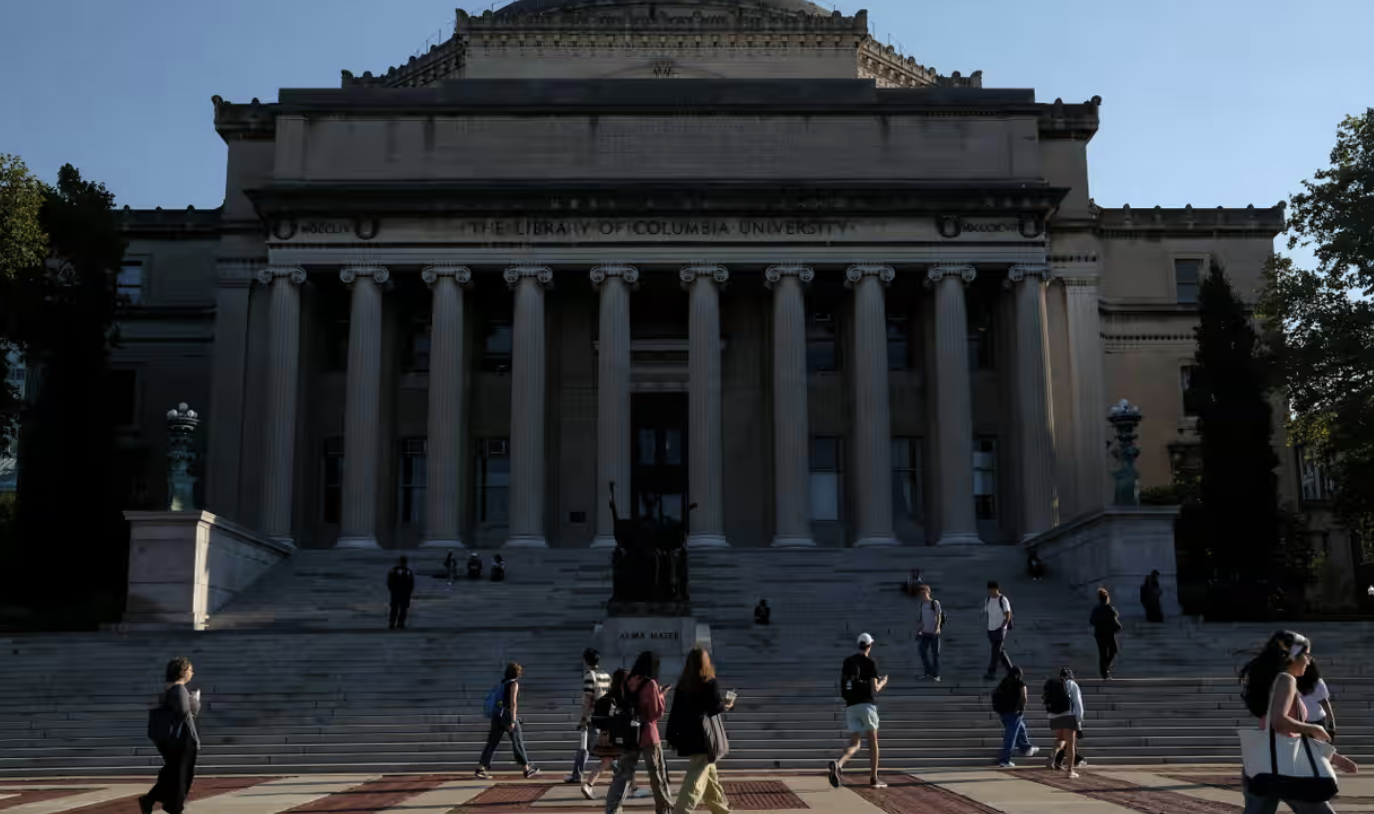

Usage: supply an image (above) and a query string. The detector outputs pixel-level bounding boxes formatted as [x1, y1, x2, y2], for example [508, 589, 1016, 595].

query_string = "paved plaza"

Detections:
[3, 769, 1373, 814]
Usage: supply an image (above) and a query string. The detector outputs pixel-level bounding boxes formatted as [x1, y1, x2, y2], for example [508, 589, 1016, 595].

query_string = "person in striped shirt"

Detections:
[566, 648, 611, 784]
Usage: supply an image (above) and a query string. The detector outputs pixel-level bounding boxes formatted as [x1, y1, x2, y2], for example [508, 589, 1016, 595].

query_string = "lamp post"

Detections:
[1108, 399, 1143, 507]
[166, 403, 200, 512]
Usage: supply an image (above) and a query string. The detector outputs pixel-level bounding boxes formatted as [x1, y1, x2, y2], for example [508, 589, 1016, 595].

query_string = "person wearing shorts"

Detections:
[828, 633, 889, 789]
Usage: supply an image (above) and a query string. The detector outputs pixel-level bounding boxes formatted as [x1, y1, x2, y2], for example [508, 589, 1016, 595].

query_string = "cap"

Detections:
[857, 633, 875, 646]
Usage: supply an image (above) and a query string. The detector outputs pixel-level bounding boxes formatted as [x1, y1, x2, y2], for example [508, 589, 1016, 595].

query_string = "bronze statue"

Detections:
[607, 481, 693, 603]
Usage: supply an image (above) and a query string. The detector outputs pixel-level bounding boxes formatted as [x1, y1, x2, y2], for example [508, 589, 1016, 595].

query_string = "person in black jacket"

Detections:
[666, 647, 734, 814]
[1089, 587, 1122, 679]
[140, 657, 200, 814]
[387, 557, 416, 629]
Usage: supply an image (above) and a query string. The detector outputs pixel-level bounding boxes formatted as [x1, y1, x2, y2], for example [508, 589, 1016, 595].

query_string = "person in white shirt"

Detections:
[1298, 659, 1336, 742]
[983, 582, 1014, 681]
[565, 648, 611, 784]
[915, 585, 942, 681]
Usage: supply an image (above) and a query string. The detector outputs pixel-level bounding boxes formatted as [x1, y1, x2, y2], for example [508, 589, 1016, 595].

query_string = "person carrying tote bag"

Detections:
[666, 647, 734, 814]
[140, 657, 201, 814]
[1237, 631, 1358, 814]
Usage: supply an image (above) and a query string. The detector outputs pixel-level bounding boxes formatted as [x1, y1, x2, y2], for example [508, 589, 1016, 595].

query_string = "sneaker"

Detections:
[869, 780, 888, 789]
[563, 774, 581, 784]
[580, 784, 595, 800]
[1021, 746, 1040, 758]
[827, 760, 841, 788]
[933, 676, 942, 682]
[1076, 758, 1089, 767]
[474, 769, 491, 780]
[138, 796, 153, 814]
[998, 762, 1015, 769]
[1068, 771, 1081, 779]
[524, 767, 542, 779]
[630, 789, 650, 799]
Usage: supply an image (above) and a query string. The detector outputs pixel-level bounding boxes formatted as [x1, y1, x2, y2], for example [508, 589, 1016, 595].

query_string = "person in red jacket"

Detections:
[604, 651, 673, 814]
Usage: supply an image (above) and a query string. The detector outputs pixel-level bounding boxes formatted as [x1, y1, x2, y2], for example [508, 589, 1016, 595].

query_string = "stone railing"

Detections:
[1026, 506, 1183, 619]
[122, 511, 294, 631]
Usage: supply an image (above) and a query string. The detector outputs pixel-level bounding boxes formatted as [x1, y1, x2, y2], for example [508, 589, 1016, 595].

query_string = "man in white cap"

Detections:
[828, 632, 889, 789]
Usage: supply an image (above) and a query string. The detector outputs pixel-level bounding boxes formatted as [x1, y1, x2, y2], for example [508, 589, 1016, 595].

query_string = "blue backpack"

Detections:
[483, 680, 510, 720]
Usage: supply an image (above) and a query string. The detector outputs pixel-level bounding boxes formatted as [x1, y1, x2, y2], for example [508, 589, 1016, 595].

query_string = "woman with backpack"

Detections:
[582, 669, 639, 800]
[476, 663, 541, 780]
[139, 657, 200, 814]
[666, 646, 735, 814]
[604, 651, 673, 814]
[1238, 631, 1357, 813]
[1043, 667, 1084, 778]
[1089, 588, 1122, 680]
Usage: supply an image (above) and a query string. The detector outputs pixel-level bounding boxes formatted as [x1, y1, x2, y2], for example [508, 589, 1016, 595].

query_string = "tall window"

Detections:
[886, 314, 910, 371]
[809, 436, 841, 521]
[1180, 365, 1201, 417]
[406, 317, 432, 373]
[398, 439, 427, 525]
[116, 261, 144, 305]
[974, 437, 998, 521]
[1298, 447, 1335, 504]
[891, 437, 924, 524]
[1175, 259, 1202, 305]
[478, 438, 510, 523]
[806, 311, 838, 373]
[482, 316, 513, 373]
[322, 438, 344, 523]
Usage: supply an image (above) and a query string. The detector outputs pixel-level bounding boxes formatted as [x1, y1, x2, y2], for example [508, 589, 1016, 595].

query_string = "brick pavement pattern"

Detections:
[850, 775, 1005, 814]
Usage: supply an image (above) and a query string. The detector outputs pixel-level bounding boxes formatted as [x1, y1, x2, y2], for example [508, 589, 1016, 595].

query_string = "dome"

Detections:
[495, 0, 834, 17]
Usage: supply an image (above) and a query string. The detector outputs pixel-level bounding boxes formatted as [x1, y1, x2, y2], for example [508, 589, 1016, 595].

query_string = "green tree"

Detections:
[1187, 262, 1283, 591]
[1259, 109, 1374, 553]
[0, 154, 50, 452]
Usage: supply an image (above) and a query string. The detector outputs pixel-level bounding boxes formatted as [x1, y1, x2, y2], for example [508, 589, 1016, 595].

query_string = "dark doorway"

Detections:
[631, 393, 689, 533]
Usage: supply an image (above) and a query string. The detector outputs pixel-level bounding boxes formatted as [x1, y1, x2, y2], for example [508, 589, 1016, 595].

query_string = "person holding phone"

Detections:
[828, 633, 889, 789]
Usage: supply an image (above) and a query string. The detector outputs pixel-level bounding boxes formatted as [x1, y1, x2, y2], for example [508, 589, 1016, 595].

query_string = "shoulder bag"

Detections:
[1238, 680, 1338, 803]
[703, 712, 729, 763]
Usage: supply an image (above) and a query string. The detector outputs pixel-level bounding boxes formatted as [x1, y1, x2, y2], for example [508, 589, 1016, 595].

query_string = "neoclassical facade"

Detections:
[111, 0, 1288, 550]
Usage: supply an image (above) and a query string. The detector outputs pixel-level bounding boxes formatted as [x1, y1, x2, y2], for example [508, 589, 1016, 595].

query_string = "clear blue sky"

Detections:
[2, 0, 1369, 269]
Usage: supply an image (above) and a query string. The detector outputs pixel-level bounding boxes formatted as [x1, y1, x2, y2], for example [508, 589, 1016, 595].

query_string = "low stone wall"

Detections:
[123, 511, 293, 630]
[1027, 506, 1184, 619]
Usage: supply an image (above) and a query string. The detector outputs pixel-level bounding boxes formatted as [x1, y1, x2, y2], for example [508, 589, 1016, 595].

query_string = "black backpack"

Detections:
[1042, 679, 1071, 714]
[604, 680, 644, 748]
[841, 670, 870, 705]
[991, 680, 1020, 714]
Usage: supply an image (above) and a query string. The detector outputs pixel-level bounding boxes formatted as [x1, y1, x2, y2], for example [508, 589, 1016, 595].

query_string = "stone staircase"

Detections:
[0, 546, 1370, 777]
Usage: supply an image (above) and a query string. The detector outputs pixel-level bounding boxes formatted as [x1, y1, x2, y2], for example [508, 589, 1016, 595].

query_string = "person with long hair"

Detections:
[1089, 587, 1122, 680]
[582, 669, 640, 799]
[1239, 632, 1357, 813]
[476, 663, 540, 779]
[605, 651, 673, 814]
[1042, 668, 1083, 778]
[1298, 659, 1336, 744]
[666, 647, 735, 814]
[139, 657, 200, 814]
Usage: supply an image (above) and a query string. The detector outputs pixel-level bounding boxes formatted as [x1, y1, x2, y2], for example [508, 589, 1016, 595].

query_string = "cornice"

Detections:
[1092, 203, 1285, 238]
[118, 206, 223, 238]
[212, 96, 278, 142]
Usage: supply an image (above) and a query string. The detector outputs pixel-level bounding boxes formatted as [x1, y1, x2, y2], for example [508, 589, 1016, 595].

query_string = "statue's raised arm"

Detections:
[608, 481, 620, 524]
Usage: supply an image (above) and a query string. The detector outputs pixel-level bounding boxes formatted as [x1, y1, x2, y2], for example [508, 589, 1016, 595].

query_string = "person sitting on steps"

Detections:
[466, 551, 483, 580]
[754, 599, 771, 625]
[491, 554, 506, 583]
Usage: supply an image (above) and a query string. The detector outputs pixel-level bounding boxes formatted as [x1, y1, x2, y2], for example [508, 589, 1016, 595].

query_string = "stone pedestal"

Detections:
[594, 615, 711, 681]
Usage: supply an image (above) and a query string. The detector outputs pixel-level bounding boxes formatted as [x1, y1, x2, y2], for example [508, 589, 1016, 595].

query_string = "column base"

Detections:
[420, 538, 465, 549]
[591, 535, 618, 550]
[335, 535, 381, 550]
[936, 532, 984, 547]
[853, 536, 900, 548]
[772, 536, 816, 548]
[504, 535, 548, 549]
[686, 533, 730, 549]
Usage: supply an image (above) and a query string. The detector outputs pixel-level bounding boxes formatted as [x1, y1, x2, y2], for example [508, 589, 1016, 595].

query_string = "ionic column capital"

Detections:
[926, 264, 977, 287]
[340, 265, 390, 286]
[590, 264, 640, 289]
[1006, 264, 1052, 289]
[764, 265, 815, 289]
[844, 264, 895, 288]
[257, 266, 306, 286]
[504, 265, 554, 289]
[680, 264, 729, 290]
[421, 265, 472, 287]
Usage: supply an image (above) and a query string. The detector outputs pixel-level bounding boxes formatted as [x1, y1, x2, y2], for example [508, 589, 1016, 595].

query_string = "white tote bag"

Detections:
[1238, 680, 1338, 805]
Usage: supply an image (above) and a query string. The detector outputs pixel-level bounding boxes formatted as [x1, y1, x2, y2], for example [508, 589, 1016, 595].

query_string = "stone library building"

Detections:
[110, 0, 1288, 551]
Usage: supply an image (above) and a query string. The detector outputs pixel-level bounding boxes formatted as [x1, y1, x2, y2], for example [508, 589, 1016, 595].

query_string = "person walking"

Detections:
[828, 633, 889, 789]
[1299, 659, 1336, 743]
[984, 582, 1014, 681]
[604, 651, 673, 814]
[1239, 631, 1357, 813]
[581, 669, 641, 800]
[666, 647, 735, 814]
[915, 585, 943, 681]
[476, 663, 541, 779]
[139, 657, 200, 814]
[1043, 668, 1084, 778]
[386, 557, 415, 630]
[443, 551, 458, 584]
[566, 649, 611, 784]
[991, 666, 1037, 768]
[1140, 571, 1164, 622]
[1089, 588, 1122, 680]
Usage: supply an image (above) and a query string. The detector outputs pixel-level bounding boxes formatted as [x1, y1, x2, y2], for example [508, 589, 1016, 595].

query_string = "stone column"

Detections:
[928, 264, 981, 546]
[420, 265, 471, 549]
[504, 265, 553, 549]
[1008, 265, 1058, 539]
[336, 266, 389, 549]
[590, 265, 638, 549]
[766, 266, 816, 548]
[1065, 276, 1108, 516]
[846, 264, 898, 548]
[680, 265, 729, 549]
[257, 266, 306, 545]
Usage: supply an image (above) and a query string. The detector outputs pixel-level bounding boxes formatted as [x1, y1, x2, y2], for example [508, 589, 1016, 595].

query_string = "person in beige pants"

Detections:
[666, 647, 735, 814]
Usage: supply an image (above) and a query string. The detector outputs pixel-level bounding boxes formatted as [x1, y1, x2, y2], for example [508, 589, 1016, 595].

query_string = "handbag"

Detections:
[703, 713, 729, 763]
[1238, 679, 1339, 806]
[146, 705, 186, 747]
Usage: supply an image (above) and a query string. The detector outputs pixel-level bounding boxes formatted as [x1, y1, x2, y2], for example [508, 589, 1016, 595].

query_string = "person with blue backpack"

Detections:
[476, 663, 541, 779]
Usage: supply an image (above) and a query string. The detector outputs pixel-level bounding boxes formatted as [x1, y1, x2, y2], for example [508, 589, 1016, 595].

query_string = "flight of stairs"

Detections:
[0, 546, 1369, 777]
